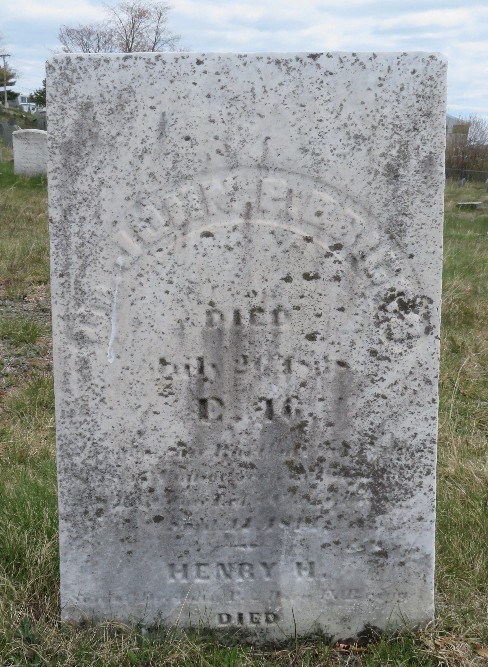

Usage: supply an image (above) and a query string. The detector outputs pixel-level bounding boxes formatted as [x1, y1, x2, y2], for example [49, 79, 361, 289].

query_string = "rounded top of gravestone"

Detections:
[12, 129, 47, 136]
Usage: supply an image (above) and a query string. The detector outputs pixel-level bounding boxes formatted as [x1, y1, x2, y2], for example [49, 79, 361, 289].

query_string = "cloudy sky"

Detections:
[2, 0, 487, 119]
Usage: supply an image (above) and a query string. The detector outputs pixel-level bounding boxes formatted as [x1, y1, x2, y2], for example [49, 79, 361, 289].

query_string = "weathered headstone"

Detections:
[47, 52, 446, 640]
[13, 129, 47, 175]
[34, 110, 47, 131]
[0, 118, 19, 149]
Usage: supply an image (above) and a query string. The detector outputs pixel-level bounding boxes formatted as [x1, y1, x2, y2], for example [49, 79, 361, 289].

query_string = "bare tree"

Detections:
[445, 114, 488, 173]
[58, 24, 117, 53]
[58, 0, 180, 54]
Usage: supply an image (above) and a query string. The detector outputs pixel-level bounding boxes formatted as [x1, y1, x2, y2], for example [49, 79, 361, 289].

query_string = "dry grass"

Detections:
[0, 164, 49, 299]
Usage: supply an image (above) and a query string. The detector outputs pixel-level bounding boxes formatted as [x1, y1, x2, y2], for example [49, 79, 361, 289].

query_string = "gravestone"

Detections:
[34, 110, 47, 131]
[0, 118, 19, 149]
[47, 52, 446, 640]
[13, 129, 47, 175]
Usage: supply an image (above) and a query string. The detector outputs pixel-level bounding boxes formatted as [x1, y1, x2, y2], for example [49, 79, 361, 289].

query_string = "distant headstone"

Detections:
[0, 119, 17, 148]
[13, 129, 47, 175]
[48, 52, 447, 640]
[456, 201, 483, 210]
[34, 110, 47, 131]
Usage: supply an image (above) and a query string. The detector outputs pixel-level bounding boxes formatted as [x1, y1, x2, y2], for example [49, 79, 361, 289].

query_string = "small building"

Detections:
[12, 93, 37, 113]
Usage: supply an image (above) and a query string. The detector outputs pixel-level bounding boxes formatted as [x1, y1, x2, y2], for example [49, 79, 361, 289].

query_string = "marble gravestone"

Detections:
[0, 117, 19, 149]
[13, 129, 48, 175]
[47, 52, 446, 640]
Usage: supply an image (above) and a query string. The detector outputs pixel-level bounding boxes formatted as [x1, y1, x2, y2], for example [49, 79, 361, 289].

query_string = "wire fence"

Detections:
[446, 168, 488, 183]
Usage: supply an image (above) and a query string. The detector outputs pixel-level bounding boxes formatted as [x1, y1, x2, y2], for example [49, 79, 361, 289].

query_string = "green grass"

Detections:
[0, 107, 41, 140]
[0, 174, 487, 665]
[435, 180, 488, 654]
[0, 315, 48, 347]
[0, 161, 49, 299]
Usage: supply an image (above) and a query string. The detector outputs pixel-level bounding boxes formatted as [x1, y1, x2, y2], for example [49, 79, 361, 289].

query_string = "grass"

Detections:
[0, 106, 41, 131]
[0, 162, 49, 299]
[0, 172, 487, 665]
[0, 315, 48, 347]
[435, 180, 488, 655]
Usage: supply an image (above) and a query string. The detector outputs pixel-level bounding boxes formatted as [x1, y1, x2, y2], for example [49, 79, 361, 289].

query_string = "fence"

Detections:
[446, 168, 488, 183]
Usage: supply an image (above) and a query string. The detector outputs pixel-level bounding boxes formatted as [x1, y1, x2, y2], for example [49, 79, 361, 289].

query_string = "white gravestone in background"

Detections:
[47, 52, 446, 640]
[13, 129, 47, 175]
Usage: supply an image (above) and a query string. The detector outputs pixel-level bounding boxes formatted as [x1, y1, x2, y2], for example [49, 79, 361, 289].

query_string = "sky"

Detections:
[2, 0, 487, 119]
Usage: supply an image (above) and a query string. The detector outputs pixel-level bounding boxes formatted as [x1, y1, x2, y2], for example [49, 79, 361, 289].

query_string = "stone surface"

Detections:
[0, 118, 20, 149]
[13, 129, 47, 175]
[47, 51, 446, 640]
[456, 201, 483, 209]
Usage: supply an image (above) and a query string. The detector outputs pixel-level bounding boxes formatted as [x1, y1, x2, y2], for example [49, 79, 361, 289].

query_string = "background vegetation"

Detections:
[445, 115, 488, 177]
[0, 165, 487, 665]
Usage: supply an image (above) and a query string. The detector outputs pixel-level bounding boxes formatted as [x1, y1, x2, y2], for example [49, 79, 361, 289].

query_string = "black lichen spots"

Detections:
[368, 349, 391, 362]
[281, 274, 293, 283]
[291, 419, 309, 434]
[307, 53, 323, 61]
[373, 548, 389, 559]
[303, 235, 314, 243]
[303, 271, 320, 281]
[397, 295, 420, 314]
[336, 360, 350, 368]
[329, 243, 344, 251]
[305, 332, 319, 341]
[200, 230, 214, 238]
[196, 58, 204, 65]
[152, 515, 164, 523]
[284, 460, 306, 477]
[183, 135, 191, 141]
[378, 289, 433, 322]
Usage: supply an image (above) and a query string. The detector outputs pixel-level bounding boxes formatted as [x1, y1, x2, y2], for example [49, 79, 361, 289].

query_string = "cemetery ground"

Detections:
[0, 164, 486, 666]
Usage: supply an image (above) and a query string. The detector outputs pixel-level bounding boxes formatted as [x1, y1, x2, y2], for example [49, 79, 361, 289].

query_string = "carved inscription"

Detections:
[194, 396, 307, 421]
[165, 561, 369, 604]
[166, 562, 322, 583]
[218, 612, 279, 626]
[198, 397, 224, 421]
[295, 561, 316, 578]
[168, 561, 278, 582]
[206, 306, 289, 327]
[156, 292, 341, 420]
[111, 170, 368, 271]
[162, 353, 333, 379]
